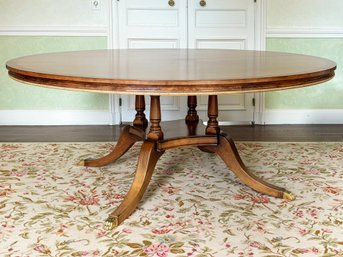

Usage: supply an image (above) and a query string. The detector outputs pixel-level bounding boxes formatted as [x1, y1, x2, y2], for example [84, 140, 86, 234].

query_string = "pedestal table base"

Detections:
[79, 95, 295, 230]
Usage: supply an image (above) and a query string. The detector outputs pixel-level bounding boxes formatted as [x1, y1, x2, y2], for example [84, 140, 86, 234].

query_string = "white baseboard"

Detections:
[1, 109, 342, 126]
[0, 110, 111, 125]
[264, 109, 343, 125]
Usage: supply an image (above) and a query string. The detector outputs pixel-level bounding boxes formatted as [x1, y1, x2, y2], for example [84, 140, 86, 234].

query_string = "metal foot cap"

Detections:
[283, 191, 296, 201]
[104, 216, 119, 230]
[77, 160, 85, 166]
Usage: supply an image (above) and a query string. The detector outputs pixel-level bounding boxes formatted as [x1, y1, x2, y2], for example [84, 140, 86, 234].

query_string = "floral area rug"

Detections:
[0, 142, 342, 257]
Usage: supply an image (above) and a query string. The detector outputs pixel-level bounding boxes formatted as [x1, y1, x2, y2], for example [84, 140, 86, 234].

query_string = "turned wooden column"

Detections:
[147, 96, 164, 141]
[185, 96, 199, 123]
[133, 95, 148, 129]
[206, 95, 220, 135]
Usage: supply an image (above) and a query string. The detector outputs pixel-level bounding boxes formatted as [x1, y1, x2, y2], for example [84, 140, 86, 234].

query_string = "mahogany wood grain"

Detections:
[215, 135, 287, 198]
[206, 95, 220, 135]
[147, 96, 163, 140]
[6, 49, 336, 95]
[185, 96, 199, 123]
[105, 141, 164, 230]
[133, 95, 148, 129]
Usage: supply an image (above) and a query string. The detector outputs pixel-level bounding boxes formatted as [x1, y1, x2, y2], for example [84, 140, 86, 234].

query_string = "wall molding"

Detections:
[0, 25, 108, 36]
[263, 109, 343, 125]
[267, 26, 343, 38]
[0, 110, 111, 125]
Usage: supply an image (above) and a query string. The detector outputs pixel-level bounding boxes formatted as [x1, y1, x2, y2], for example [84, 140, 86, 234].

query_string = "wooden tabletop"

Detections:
[6, 49, 336, 96]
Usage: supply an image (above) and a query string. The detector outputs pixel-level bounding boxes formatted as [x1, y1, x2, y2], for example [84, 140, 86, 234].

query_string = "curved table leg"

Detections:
[104, 141, 164, 229]
[79, 126, 145, 167]
[216, 135, 295, 200]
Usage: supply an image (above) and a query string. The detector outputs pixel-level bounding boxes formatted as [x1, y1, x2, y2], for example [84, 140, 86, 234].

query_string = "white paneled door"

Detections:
[113, 0, 263, 124]
[188, 0, 257, 123]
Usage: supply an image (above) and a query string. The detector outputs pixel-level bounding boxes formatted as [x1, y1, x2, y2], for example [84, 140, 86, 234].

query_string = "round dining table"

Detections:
[6, 49, 336, 230]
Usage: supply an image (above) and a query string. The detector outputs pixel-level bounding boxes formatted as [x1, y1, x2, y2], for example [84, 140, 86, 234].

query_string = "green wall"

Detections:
[266, 38, 343, 109]
[0, 36, 108, 110]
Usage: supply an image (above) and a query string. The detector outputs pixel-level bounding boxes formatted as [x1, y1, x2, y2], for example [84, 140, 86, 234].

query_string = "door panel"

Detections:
[118, 0, 187, 48]
[195, 10, 247, 28]
[118, 0, 188, 122]
[195, 39, 246, 49]
[188, 0, 256, 123]
[128, 39, 179, 49]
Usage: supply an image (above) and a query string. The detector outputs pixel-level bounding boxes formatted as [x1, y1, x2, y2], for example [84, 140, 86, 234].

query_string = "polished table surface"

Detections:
[6, 49, 336, 95]
[6, 49, 337, 229]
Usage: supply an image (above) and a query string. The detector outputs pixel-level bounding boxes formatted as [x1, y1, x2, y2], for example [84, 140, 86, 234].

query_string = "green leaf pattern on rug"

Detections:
[0, 142, 342, 256]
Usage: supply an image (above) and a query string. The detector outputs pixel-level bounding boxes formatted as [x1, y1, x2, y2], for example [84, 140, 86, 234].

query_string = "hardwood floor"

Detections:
[0, 124, 342, 142]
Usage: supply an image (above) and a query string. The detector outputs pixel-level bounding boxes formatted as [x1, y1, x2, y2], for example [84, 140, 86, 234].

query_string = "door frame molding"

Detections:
[254, 0, 267, 125]
[107, 0, 267, 125]
[107, 0, 121, 125]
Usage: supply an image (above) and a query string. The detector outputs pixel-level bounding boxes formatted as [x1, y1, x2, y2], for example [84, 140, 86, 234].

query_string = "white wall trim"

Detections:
[0, 110, 111, 125]
[0, 25, 108, 36]
[253, 0, 266, 124]
[263, 109, 343, 125]
[267, 26, 343, 38]
[255, 0, 267, 50]
[109, 95, 121, 125]
[107, 0, 121, 125]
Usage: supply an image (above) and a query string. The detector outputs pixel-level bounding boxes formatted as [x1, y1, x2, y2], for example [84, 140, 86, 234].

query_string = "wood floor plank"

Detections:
[0, 125, 342, 142]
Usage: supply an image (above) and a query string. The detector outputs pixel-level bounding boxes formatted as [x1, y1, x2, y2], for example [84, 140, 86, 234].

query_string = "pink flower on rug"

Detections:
[92, 250, 101, 256]
[321, 228, 333, 234]
[252, 195, 270, 204]
[0, 187, 15, 196]
[323, 186, 342, 195]
[22, 162, 35, 166]
[96, 230, 108, 238]
[122, 228, 132, 234]
[79, 197, 99, 206]
[102, 192, 126, 200]
[234, 194, 247, 200]
[299, 228, 310, 236]
[293, 248, 309, 254]
[10, 170, 28, 177]
[293, 209, 304, 218]
[64, 191, 100, 206]
[64, 195, 77, 202]
[33, 244, 51, 254]
[250, 241, 262, 249]
[163, 169, 176, 175]
[143, 243, 170, 257]
[55, 224, 68, 236]
[161, 185, 180, 195]
[308, 208, 319, 219]
[312, 247, 319, 254]
[304, 168, 320, 175]
[300, 159, 315, 165]
[152, 227, 172, 234]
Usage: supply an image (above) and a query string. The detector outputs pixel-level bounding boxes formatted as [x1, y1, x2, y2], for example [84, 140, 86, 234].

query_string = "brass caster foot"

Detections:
[77, 160, 85, 166]
[283, 191, 296, 201]
[104, 216, 119, 230]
